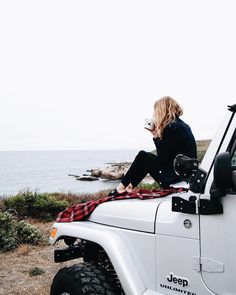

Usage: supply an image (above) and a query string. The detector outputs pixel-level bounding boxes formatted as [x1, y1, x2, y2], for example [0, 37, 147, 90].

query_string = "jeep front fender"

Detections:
[50, 221, 146, 295]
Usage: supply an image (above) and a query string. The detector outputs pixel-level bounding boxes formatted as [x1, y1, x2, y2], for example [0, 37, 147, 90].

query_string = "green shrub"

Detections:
[4, 191, 69, 221]
[29, 267, 45, 276]
[32, 194, 69, 220]
[0, 198, 5, 212]
[0, 212, 17, 251]
[197, 149, 207, 162]
[0, 212, 42, 252]
[4, 191, 37, 217]
[16, 220, 42, 245]
[138, 181, 161, 190]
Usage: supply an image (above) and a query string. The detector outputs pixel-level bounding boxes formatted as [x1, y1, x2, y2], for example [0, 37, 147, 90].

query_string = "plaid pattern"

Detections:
[56, 187, 187, 223]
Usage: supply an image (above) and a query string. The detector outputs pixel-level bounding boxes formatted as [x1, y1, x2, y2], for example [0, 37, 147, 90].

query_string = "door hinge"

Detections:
[172, 196, 223, 215]
[193, 256, 224, 273]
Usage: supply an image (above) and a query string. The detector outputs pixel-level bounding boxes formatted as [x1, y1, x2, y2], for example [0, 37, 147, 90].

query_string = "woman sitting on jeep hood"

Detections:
[108, 96, 197, 196]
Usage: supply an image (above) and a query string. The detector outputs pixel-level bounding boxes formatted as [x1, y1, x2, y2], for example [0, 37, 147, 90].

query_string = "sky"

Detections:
[0, 0, 235, 151]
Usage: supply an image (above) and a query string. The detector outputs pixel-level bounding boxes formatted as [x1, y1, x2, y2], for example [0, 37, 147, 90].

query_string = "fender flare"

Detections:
[50, 221, 146, 295]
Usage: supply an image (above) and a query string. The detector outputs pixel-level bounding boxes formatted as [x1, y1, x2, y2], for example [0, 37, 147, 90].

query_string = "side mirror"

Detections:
[214, 151, 233, 190]
[174, 154, 199, 179]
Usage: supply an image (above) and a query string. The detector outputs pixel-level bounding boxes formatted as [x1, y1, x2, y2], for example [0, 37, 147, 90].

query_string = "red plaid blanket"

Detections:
[56, 187, 187, 223]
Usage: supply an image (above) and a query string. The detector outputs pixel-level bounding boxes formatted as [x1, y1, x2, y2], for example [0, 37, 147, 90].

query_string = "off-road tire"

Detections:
[50, 262, 123, 295]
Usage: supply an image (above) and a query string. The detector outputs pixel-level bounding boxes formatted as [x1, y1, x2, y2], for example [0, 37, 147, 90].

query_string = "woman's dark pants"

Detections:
[121, 150, 161, 187]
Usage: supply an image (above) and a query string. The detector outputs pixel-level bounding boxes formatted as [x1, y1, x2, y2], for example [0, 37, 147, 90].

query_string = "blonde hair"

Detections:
[153, 96, 183, 138]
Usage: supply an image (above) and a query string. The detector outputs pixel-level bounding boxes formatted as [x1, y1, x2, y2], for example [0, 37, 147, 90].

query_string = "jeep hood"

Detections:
[88, 198, 165, 233]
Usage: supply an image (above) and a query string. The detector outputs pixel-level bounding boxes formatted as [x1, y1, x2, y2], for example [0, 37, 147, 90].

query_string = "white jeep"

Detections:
[49, 104, 236, 295]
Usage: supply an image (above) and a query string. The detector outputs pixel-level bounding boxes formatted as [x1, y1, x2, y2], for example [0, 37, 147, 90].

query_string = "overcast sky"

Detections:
[0, 0, 235, 151]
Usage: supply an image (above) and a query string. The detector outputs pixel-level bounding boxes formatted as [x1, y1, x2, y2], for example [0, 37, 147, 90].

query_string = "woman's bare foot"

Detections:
[126, 183, 134, 193]
[116, 183, 126, 193]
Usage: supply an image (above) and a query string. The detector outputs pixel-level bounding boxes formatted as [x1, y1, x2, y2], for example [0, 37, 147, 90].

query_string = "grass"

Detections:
[29, 267, 46, 277]
[196, 139, 211, 161]
[0, 221, 77, 295]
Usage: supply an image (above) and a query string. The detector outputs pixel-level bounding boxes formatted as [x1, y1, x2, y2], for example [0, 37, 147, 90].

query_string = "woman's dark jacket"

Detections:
[153, 117, 197, 186]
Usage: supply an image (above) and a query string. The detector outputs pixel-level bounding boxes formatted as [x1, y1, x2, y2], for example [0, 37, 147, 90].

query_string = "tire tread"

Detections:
[51, 262, 123, 295]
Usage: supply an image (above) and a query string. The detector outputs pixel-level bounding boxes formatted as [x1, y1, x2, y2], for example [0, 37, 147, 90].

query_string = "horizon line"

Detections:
[0, 148, 141, 152]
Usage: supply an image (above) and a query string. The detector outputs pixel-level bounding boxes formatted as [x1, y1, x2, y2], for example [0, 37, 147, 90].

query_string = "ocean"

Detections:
[0, 149, 138, 197]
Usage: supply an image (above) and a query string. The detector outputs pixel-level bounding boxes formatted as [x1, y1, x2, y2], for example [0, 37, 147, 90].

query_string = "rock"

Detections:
[85, 163, 131, 181]
[68, 174, 99, 181]
[87, 169, 103, 178]
[76, 176, 99, 181]
[68, 174, 80, 178]
[99, 165, 129, 180]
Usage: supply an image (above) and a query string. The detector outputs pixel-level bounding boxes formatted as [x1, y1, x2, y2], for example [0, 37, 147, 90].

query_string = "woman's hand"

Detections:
[150, 129, 157, 138]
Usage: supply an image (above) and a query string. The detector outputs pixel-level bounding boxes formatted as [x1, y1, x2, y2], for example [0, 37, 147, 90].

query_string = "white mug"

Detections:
[144, 118, 155, 131]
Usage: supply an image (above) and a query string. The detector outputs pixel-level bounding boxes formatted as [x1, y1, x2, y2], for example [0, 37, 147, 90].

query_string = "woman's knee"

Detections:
[134, 150, 159, 169]
[136, 150, 148, 159]
[133, 150, 151, 166]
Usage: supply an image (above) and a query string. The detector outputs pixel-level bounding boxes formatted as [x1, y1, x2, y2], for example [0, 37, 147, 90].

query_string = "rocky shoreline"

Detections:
[69, 162, 131, 181]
